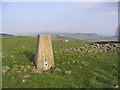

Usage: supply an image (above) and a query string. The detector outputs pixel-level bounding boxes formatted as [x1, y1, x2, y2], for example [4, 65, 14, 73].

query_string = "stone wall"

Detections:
[55, 43, 120, 53]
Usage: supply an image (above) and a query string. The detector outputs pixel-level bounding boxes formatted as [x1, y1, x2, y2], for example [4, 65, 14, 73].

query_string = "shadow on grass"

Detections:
[24, 51, 36, 67]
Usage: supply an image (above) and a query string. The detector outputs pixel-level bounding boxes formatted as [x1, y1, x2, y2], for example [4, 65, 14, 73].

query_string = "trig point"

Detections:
[35, 34, 54, 72]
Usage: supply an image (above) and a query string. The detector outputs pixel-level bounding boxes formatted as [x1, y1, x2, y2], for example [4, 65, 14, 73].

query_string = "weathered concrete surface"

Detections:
[35, 34, 54, 72]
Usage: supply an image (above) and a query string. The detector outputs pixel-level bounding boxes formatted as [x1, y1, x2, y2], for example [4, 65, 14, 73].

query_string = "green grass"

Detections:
[52, 36, 91, 44]
[2, 36, 118, 88]
[64, 34, 117, 41]
[0, 35, 2, 89]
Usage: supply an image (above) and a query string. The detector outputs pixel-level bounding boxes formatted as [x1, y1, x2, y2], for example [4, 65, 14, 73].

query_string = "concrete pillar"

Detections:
[35, 34, 54, 71]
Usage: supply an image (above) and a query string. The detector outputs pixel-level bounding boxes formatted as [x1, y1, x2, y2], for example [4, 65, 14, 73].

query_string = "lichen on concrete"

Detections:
[35, 34, 54, 72]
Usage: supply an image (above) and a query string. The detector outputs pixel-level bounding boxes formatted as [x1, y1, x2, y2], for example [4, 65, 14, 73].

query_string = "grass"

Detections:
[52, 36, 91, 44]
[2, 36, 118, 88]
[64, 34, 117, 41]
[0, 36, 2, 89]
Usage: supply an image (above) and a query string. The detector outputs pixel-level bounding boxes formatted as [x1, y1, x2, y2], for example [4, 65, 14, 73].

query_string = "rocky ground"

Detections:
[2, 43, 120, 75]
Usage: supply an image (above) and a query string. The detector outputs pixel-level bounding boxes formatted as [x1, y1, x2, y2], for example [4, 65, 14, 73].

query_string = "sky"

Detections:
[2, 2, 118, 36]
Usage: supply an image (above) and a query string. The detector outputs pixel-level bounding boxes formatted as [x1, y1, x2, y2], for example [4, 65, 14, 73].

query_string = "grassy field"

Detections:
[0, 35, 2, 89]
[63, 33, 117, 41]
[2, 36, 118, 88]
[52, 36, 91, 44]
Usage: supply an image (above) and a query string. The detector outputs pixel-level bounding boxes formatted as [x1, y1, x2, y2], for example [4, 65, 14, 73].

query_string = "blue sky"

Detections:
[2, 2, 118, 36]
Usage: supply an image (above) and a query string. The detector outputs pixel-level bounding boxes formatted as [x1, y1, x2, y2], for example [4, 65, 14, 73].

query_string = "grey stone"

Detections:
[73, 61, 76, 63]
[2, 66, 10, 74]
[12, 77, 14, 79]
[76, 47, 79, 49]
[22, 79, 26, 83]
[27, 65, 31, 69]
[31, 69, 42, 73]
[55, 68, 61, 72]
[54, 43, 120, 53]
[82, 62, 85, 64]
[65, 70, 71, 74]
[24, 75, 31, 79]
[115, 85, 119, 88]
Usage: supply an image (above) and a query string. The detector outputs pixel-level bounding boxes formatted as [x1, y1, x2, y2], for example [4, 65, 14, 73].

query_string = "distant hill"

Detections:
[0, 33, 14, 38]
[63, 33, 118, 42]
[73, 33, 98, 36]
[0, 33, 14, 36]
[6, 32, 118, 42]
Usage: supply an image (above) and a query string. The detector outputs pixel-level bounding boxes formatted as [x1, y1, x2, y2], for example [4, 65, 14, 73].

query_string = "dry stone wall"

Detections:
[54, 43, 120, 53]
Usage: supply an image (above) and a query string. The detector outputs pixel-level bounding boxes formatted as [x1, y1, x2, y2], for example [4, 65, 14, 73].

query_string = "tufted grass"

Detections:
[2, 36, 118, 88]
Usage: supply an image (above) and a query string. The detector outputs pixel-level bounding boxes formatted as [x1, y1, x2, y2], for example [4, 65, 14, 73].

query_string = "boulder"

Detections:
[115, 85, 119, 88]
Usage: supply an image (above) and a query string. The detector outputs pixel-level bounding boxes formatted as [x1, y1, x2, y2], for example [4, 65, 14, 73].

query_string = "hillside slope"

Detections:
[2, 36, 118, 88]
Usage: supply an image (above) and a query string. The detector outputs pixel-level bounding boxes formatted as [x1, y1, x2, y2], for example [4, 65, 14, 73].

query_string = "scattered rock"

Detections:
[67, 61, 70, 64]
[80, 66, 82, 69]
[27, 65, 31, 69]
[24, 69, 27, 72]
[24, 75, 31, 79]
[2, 66, 10, 74]
[55, 68, 61, 72]
[12, 77, 14, 79]
[76, 47, 79, 49]
[62, 62, 66, 65]
[115, 85, 119, 88]
[65, 70, 71, 74]
[82, 62, 85, 65]
[11, 55, 14, 58]
[31, 69, 42, 73]
[21, 66, 24, 69]
[13, 62, 16, 64]
[22, 79, 26, 83]
[17, 71, 21, 73]
[22, 46, 25, 49]
[73, 61, 76, 63]
[85, 64, 87, 66]
[55, 43, 120, 53]
[95, 51, 97, 53]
